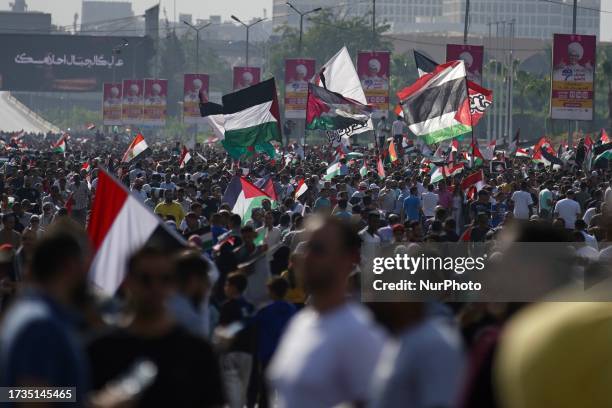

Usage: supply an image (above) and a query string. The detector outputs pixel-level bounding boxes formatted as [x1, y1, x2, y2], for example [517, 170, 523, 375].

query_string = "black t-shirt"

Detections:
[87, 325, 225, 408]
[219, 297, 255, 353]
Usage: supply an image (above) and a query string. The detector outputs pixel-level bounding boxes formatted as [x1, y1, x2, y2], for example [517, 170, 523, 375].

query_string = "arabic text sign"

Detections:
[102, 83, 122, 126]
[122, 79, 144, 125]
[183, 74, 209, 124]
[143, 79, 167, 126]
[284, 59, 315, 119]
[233, 67, 261, 91]
[0, 34, 151, 92]
[446, 44, 483, 84]
[357, 51, 390, 119]
[551, 34, 596, 121]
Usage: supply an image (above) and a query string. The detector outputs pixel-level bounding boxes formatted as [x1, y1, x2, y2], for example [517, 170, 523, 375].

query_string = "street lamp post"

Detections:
[183, 21, 212, 73]
[286, 2, 322, 53]
[231, 15, 265, 67]
[111, 39, 129, 83]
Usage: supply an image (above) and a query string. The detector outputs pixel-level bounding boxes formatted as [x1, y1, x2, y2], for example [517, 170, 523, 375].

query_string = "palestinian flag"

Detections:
[324, 162, 342, 180]
[294, 178, 308, 199]
[254, 177, 279, 205]
[461, 169, 485, 200]
[306, 83, 372, 131]
[430, 162, 464, 184]
[199, 92, 225, 140]
[509, 128, 520, 153]
[313, 46, 373, 135]
[515, 148, 531, 158]
[179, 146, 192, 169]
[388, 140, 398, 162]
[221, 78, 281, 159]
[122, 133, 148, 163]
[594, 148, 612, 163]
[359, 160, 368, 177]
[585, 134, 594, 150]
[412, 51, 492, 139]
[52, 134, 68, 154]
[87, 169, 188, 294]
[470, 143, 485, 167]
[397, 60, 470, 145]
[601, 129, 610, 144]
[222, 176, 274, 225]
[449, 139, 460, 162]
[377, 157, 385, 178]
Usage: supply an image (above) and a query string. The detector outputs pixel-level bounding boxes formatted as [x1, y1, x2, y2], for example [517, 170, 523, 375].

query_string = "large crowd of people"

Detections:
[0, 128, 611, 407]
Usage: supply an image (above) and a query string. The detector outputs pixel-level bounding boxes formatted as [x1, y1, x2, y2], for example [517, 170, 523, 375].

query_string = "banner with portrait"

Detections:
[284, 58, 315, 119]
[551, 34, 596, 121]
[121, 79, 144, 125]
[183, 73, 209, 124]
[143, 78, 167, 126]
[357, 51, 390, 119]
[102, 82, 122, 125]
[446, 44, 483, 84]
[233, 66, 261, 91]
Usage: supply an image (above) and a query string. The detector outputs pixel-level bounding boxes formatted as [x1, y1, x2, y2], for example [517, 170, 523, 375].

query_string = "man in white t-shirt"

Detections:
[421, 184, 439, 219]
[510, 182, 534, 220]
[268, 217, 385, 408]
[554, 190, 581, 229]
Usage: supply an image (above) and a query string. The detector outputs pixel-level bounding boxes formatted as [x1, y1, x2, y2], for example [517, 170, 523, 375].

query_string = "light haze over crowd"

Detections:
[2, 0, 612, 41]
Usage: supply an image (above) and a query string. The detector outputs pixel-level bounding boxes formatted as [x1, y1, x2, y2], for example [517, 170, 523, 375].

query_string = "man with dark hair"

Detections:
[168, 250, 214, 337]
[268, 217, 385, 408]
[217, 272, 255, 408]
[253, 277, 296, 407]
[88, 247, 225, 408]
[0, 232, 90, 403]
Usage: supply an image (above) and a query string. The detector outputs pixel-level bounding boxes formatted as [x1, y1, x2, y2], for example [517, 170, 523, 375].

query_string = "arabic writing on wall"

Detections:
[14, 53, 124, 69]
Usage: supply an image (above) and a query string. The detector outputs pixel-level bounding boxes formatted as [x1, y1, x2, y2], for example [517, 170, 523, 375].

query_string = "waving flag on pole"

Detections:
[294, 178, 308, 199]
[461, 169, 485, 200]
[430, 162, 464, 184]
[397, 60, 470, 145]
[306, 83, 372, 131]
[222, 176, 275, 225]
[601, 129, 610, 143]
[88, 169, 190, 294]
[324, 162, 342, 180]
[179, 146, 192, 168]
[220, 78, 281, 159]
[377, 157, 386, 178]
[314, 46, 373, 135]
[122, 133, 148, 163]
[359, 160, 368, 177]
[52, 133, 68, 154]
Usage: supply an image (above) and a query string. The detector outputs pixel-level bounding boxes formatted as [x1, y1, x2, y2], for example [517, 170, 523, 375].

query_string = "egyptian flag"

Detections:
[221, 78, 281, 159]
[122, 133, 148, 163]
[179, 146, 192, 169]
[88, 169, 187, 294]
[222, 176, 274, 225]
[294, 178, 308, 199]
[306, 82, 372, 131]
[461, 169, 485, 200]
[397, 60, 470, 145]
[81, 162, 91, 173]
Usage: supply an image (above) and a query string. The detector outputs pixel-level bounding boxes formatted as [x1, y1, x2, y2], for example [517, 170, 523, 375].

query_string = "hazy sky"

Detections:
[1, 0, 612, 40]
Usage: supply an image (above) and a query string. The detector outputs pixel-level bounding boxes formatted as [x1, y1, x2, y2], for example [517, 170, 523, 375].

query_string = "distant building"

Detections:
[0, 10, 51, 34]
[273, 0, 600, 40]
[81, 0, 137, 36]
[441, 0, 600, 40]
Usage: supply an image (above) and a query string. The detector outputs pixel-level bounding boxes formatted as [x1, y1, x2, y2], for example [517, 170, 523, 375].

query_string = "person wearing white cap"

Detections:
[362, 57, 388, 90]
[553, 40, 593, 82]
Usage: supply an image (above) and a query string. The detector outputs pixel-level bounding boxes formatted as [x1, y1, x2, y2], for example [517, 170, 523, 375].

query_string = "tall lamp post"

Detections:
[231, 15, 265, 67]
[111, 39, 128, 83]
[286, 2, 321, 53]
[183, 20, 212, 73]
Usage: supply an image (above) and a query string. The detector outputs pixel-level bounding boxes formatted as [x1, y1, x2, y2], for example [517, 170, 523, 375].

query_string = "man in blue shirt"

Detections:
[0, 233, 90, 404]
[401, 186, 421, 223]
[313, 188, 332, 213]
